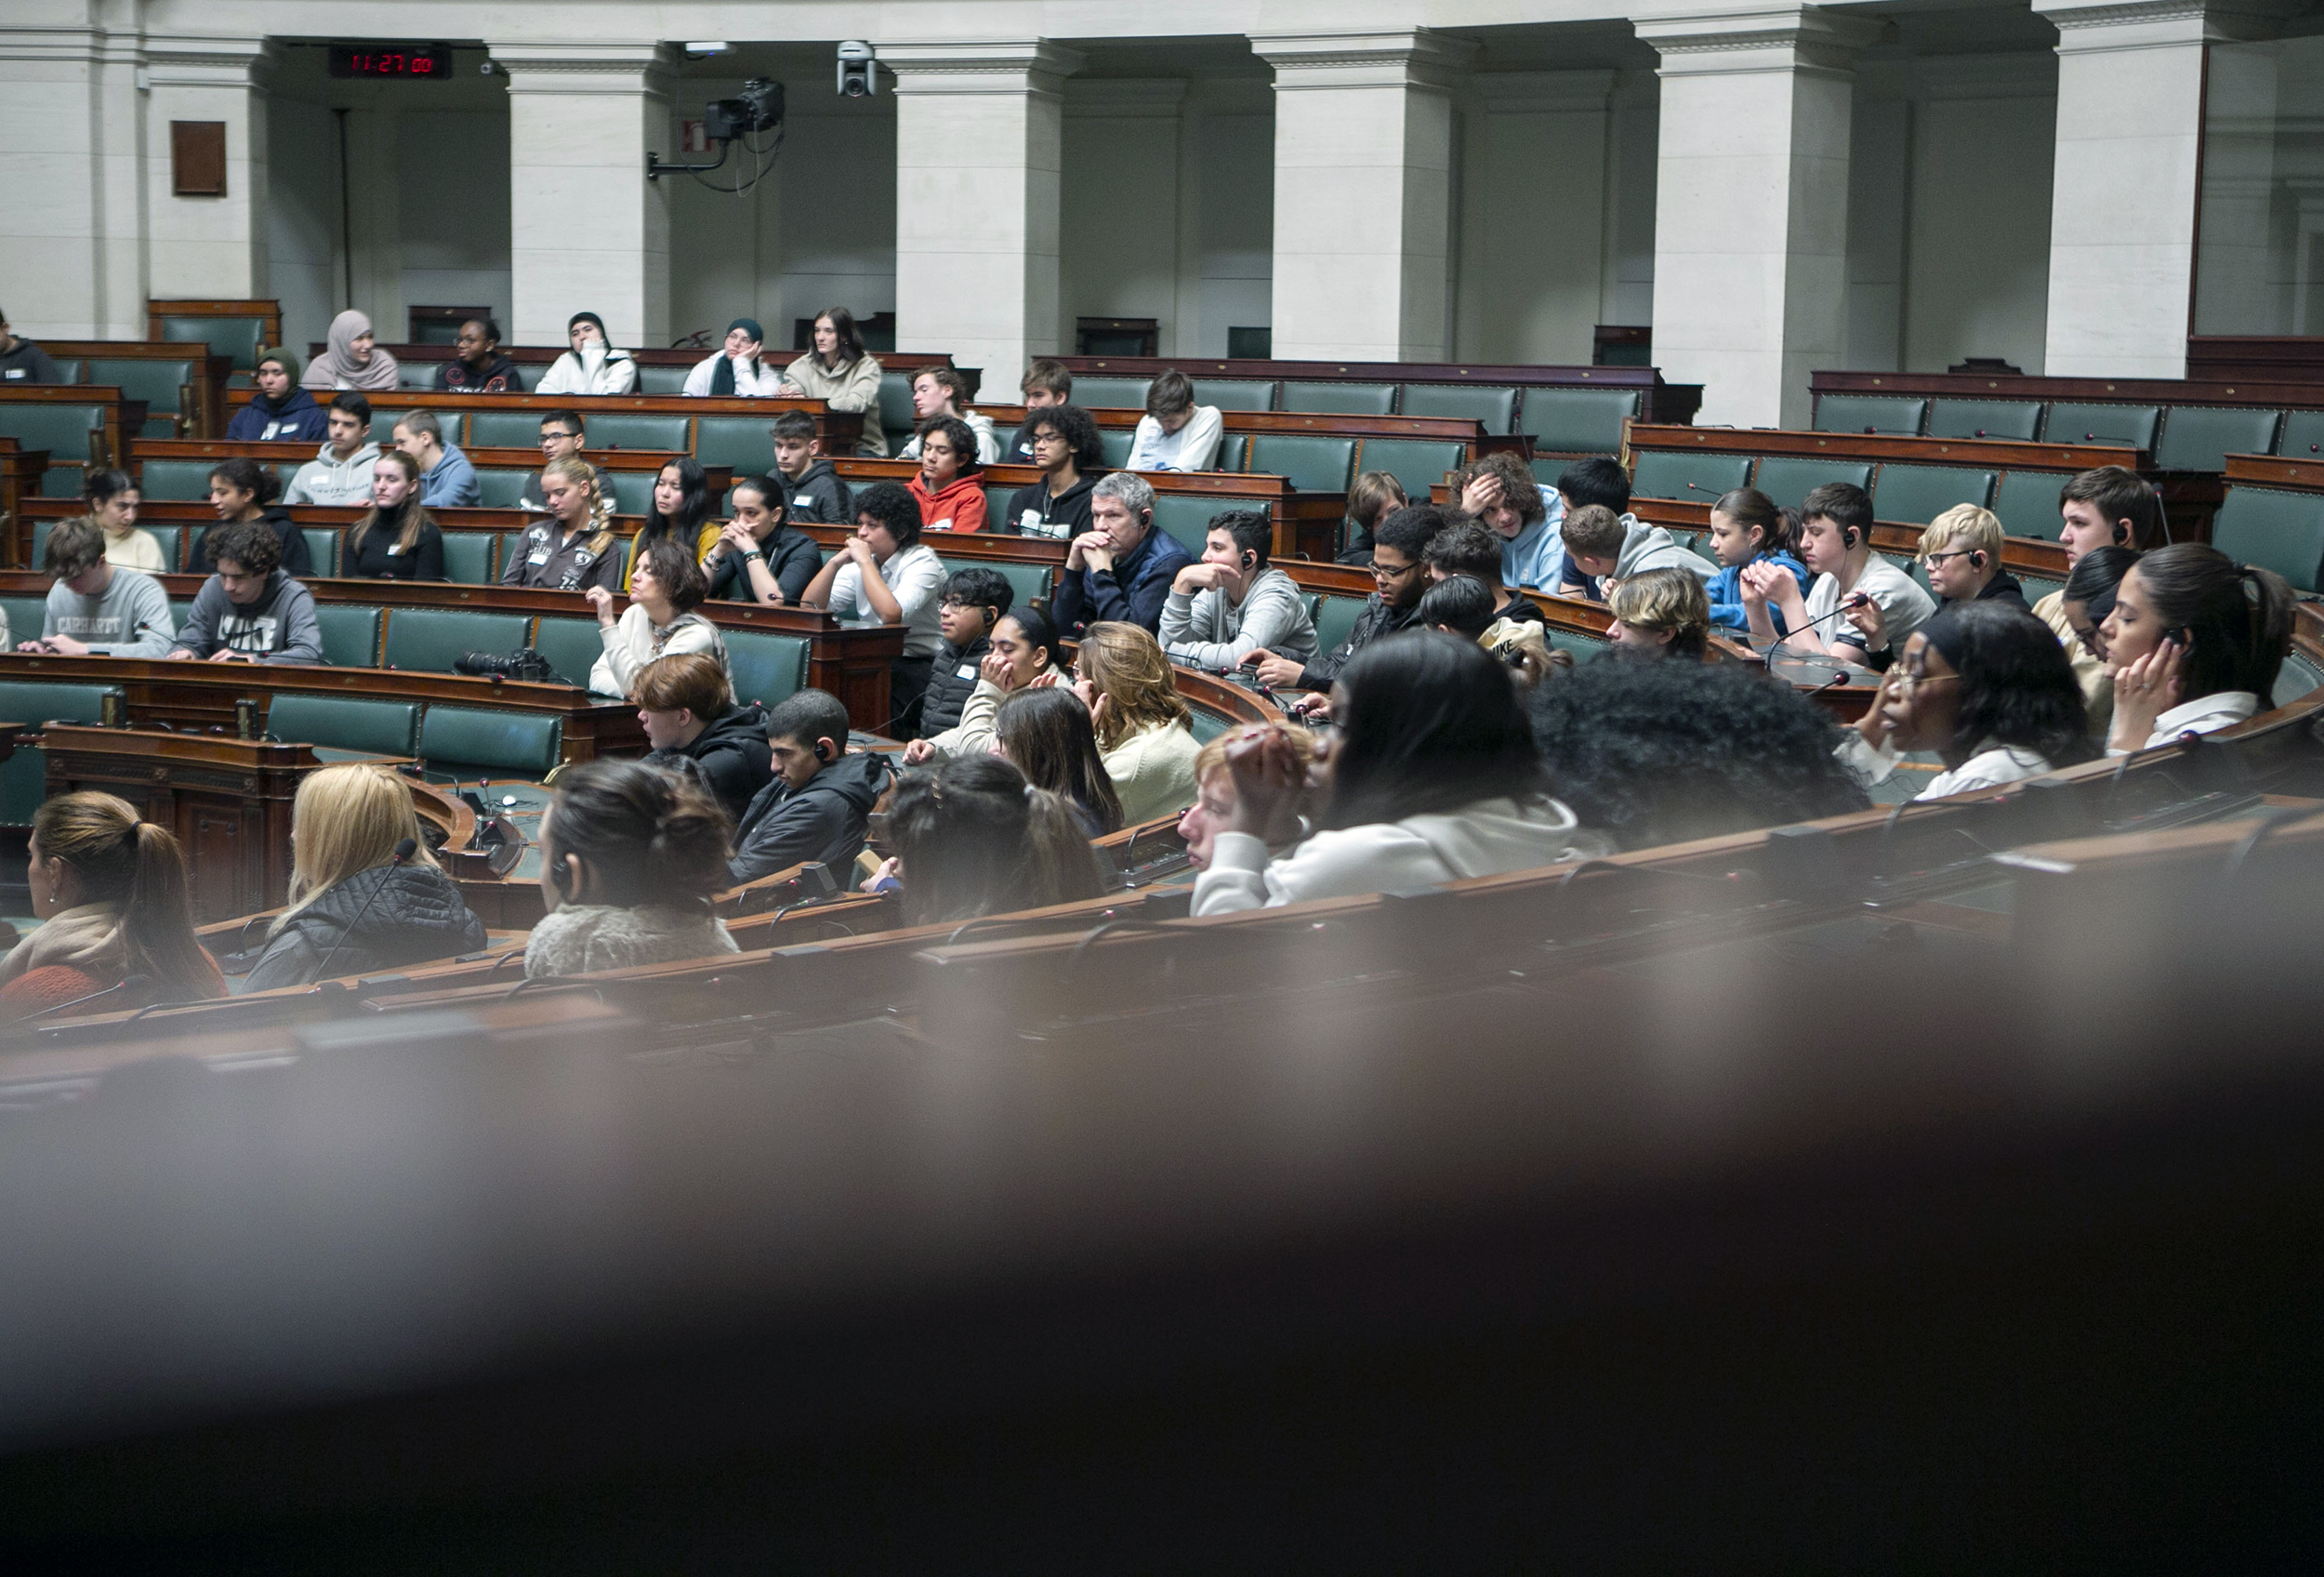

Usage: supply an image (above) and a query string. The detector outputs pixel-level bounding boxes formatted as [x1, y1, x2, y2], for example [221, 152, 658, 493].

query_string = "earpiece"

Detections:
[1969, 550, 1987, 568]
[2113, 521, 2132, 546]
[1842, 525, 1862, 550]
[813, 738, 834, 763]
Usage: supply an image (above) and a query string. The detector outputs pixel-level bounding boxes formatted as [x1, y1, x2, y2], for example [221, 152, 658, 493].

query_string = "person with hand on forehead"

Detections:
[682, 317, 786, 397]
[536, 311, 639, 395]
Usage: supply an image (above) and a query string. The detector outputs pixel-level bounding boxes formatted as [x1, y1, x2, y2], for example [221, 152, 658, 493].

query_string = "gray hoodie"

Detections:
[172, 570, 323, 664]
[1159, 564, 1319, 672]
[43, 565, 174, 656]
[284, 440, 381, 507]
[1616, 518, 1717, 581]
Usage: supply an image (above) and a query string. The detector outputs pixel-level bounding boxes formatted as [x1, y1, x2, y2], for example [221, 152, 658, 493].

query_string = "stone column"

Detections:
[1635, 5, 1876, 429]
[143, 33, 274, 303]
[884, 40, 1083, 397]
[1251, 30, 1478, 363]
[0, 24, 149, 337]
[2038, 0, 2287, 376]
[492, 43, 674, 351]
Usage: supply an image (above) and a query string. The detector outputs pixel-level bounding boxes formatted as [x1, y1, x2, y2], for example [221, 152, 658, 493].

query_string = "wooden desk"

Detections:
[978, 404, 1523, 464]
[127, 437, 724, 494]
[1050, 352, 1706, 427]
[223, 387, 865, 459]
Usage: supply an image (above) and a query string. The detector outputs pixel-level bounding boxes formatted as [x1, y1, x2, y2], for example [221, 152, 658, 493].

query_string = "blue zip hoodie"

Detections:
[1706, 549, 1812, 636]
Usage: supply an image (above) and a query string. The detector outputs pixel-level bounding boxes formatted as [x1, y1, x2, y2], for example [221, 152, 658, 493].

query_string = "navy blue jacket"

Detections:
[226, 387, 328, 444]
[1050, 523, 1195, 638]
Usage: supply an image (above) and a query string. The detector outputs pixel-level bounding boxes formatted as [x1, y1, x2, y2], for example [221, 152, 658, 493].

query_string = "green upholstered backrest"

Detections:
[84, 358, 195, 418]
[877, 371, 918, 441]
[313, 603, 382, 668]
[382, 606, 531, 673]
[265, 693, 421, 756]
[940, 556, 1053, 613]
[725, 629, 812, 709]
[0, 401, 103, 462]
[2017, 572, 2065, 607]
[2212, 485, 2324, 593]
[980, 484, 1018, 529]
[693, 415, 777, 476]
[301, 528, 339, 577]
[1356, 438, 1467, 500]
[1186, 707, 1231, 745]
[29, 523, 176, 573]
[1877, 549, 1935, 598]
[636, 363, 691, 396]
[38, 464, 84, 497]
[2273, 648, 2324, 707]
[0, 595, 51, 643]
[1750, 457, 1875, 510]
[1195, 378, 1275, 412]
[1525, 388, 1643, 457]
[1631, 449, 1751, 503]
[365, 408, 467, 446]
[1278, 380, 1396, 417]
[1928, 398, 2043, 441]
[397, 360, 441, 389]
[605, 471, 654, 516]
[1312, 594, 1368, 656]
[1815, 394, 1927, 435]
[138, 457, 218, 501]
[1990, 470, 2065, 541]
[2278, 409, 2324, 458]
[417, 705, 564, 780]
[0, 682, 123, 826]
[1545, 624, 1611, 665]
[1063, 376, 1151, 410]
[581, 414, 688, 452]
[464, 410, 542, 448]
[1400, 384, 1520, 433]
[2043, 402, 2160, 450]
[1247, 434, 1357, 494]
[528, 616, 603, 687]
[1872, 463, 1998, 524]
[2155, 405, 2283, 472]
[1220, 433, 1248, 472]
[1099, 428, 1135, 469]
[154, 315, 266, 371]
[52, 359, 85, 383]
[474, 468, 533, 508]
[1148, 495, 1221, 558]
[441, 531, 496, 584]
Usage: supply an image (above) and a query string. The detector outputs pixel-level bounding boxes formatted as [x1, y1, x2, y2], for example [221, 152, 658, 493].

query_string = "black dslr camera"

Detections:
[454, 648, 557, 684]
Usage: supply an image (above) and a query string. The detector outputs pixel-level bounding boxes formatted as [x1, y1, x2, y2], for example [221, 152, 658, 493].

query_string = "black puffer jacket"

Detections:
[240, 863, 488, 991]
[727, 750, 894, 886]
[644, 701, 772, 822]
[913, 636, 990, 740]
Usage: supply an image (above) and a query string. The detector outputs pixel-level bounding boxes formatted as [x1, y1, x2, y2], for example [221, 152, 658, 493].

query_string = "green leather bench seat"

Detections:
[877, 371, 918, 444]
[940, 557, 1053, 613]
[314, 604, 383, 668]
[1247, 433, 1356, 494]
[1990, 470, 2066, 540]
[0, 682, 123, 826]
[1357, 438, 1468, 500]
[573, 414, 687, 453]
[528, 616, 604, 688]
[1927, 398, 2043, 442]
[474, 468, 533, 508]
[417, 705, 565, 782]
[1220, 432, 1248, 472]
[367, 409, 468, 446]
[154, 314, 267, 371]
[605, 471, 656, 516]
[52, 359, 85, 383]
[463, 410, 543, 448]
[693, 415, 778, 476]
[1401, 384, 1519, 433]
[30, 522, 178, 573]
[1526, 388, 1643, 457]
[137, 457, 221, 502]
[0, 401, 105, 464]
[1099, 429, 1135, 469]
[725, 630, 812, 709]
[265, 693, 422, 757]
[1544, 625, 1611, 665]
[2155, 405, 2283, 473]
[2279, 410, 2324, 458]
[85, 359, 198, 432]
[1871, 464, 1998, 524]
[1063, 376, 1152, 410]
[1195, 378, 1276, 412]
[1816, 394, 1927, 436]
[441, 531, 496, 584]
[1750, 457, 1875, 510]
[2273, 648, 2324, 707]
[1149, 494, 1220, 558]
[0, 595, 51, 643]
[1278, 380, 1396, 417]
[2042, 402, 2160, 451]
[1187, 707, 1232, 745]
[382, 607, 531, 673]
[397, 361, 442, 389]
[2017, 573, 2065, 607]
[1312, 594, 1368, 657]
[1631, 449, 1751, 503]
[637, 363, 692, 396]
[2212, 485, 2324, 593]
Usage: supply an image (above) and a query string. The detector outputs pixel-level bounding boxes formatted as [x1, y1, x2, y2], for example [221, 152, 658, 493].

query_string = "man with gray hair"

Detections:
[1052, 470, 1195, 638]
[391, 408, 480, 507]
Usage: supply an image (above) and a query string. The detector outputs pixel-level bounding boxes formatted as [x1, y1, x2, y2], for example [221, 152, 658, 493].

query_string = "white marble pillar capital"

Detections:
[878, 40, 1085, 99]
[1248, 29, 1482, 91]
[2035, 0, 2298, 51]
[1633, 5, 1883, 74]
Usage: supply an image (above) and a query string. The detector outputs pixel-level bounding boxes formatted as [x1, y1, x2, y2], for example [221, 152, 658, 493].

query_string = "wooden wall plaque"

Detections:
[170, 121, 227, 196]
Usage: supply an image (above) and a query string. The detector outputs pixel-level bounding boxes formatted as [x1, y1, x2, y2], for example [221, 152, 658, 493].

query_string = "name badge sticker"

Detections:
[528, 550, 550, 566]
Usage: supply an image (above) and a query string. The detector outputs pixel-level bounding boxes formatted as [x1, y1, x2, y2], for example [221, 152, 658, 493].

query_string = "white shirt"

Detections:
[681, 351, 787, 398]
[1804, 553, 1935, 656]
[1126, 406, 1224, 472]
[827, 542, 944, 660]
[2114, 690, 2261, 753]
[536, 346, 640, 395]
[1839, 735, 2053, 800]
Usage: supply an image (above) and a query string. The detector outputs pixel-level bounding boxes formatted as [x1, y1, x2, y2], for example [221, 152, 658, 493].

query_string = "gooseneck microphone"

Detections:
[22, 973, 151, 1024]
[307, 838, 419, 986]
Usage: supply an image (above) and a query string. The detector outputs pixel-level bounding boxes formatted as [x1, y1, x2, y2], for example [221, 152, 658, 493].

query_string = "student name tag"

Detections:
[528, 550, 550, 566]
[1021, 509, 1042, 531]
[387, 542, 405, 554]
[931, 517, 953, 532]
[3, 369, 23, 379]
[956, 663, 977, 680]
[794, 494, 813, 509]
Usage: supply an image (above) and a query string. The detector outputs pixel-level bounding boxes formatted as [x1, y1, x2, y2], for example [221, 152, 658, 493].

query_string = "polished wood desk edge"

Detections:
[1623, 421, 2148, 473]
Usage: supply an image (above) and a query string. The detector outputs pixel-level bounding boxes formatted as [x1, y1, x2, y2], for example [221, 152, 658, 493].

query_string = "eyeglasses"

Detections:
[1923, 550, 1979, 564]
[1368, 559, 1417, 580]
[1891, 669, 1958, 696]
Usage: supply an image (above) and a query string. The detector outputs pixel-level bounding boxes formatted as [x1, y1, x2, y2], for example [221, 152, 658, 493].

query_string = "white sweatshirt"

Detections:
[1193, 795, 1586, 913]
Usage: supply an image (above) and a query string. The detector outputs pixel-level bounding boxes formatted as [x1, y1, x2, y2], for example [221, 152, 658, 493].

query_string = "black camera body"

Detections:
[455, 648, 556, 684]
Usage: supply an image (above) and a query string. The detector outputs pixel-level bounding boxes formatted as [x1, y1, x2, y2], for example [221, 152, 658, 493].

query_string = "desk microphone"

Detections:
[23, 974, 151, 1023]
[1766, 592, 1873, 675]
[307, 838, 418, 985]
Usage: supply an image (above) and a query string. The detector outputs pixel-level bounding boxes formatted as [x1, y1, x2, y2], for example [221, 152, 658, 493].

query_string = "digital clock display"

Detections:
[328, 44, 453, 79]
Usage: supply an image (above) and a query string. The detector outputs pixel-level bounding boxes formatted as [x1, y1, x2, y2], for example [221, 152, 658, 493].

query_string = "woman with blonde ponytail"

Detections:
[0, 792, 225, 1019]
[500, 453, 624, 594]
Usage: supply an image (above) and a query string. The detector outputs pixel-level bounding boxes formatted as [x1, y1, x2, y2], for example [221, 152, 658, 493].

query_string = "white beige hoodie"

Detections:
[1193, 794, 1589, 914]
